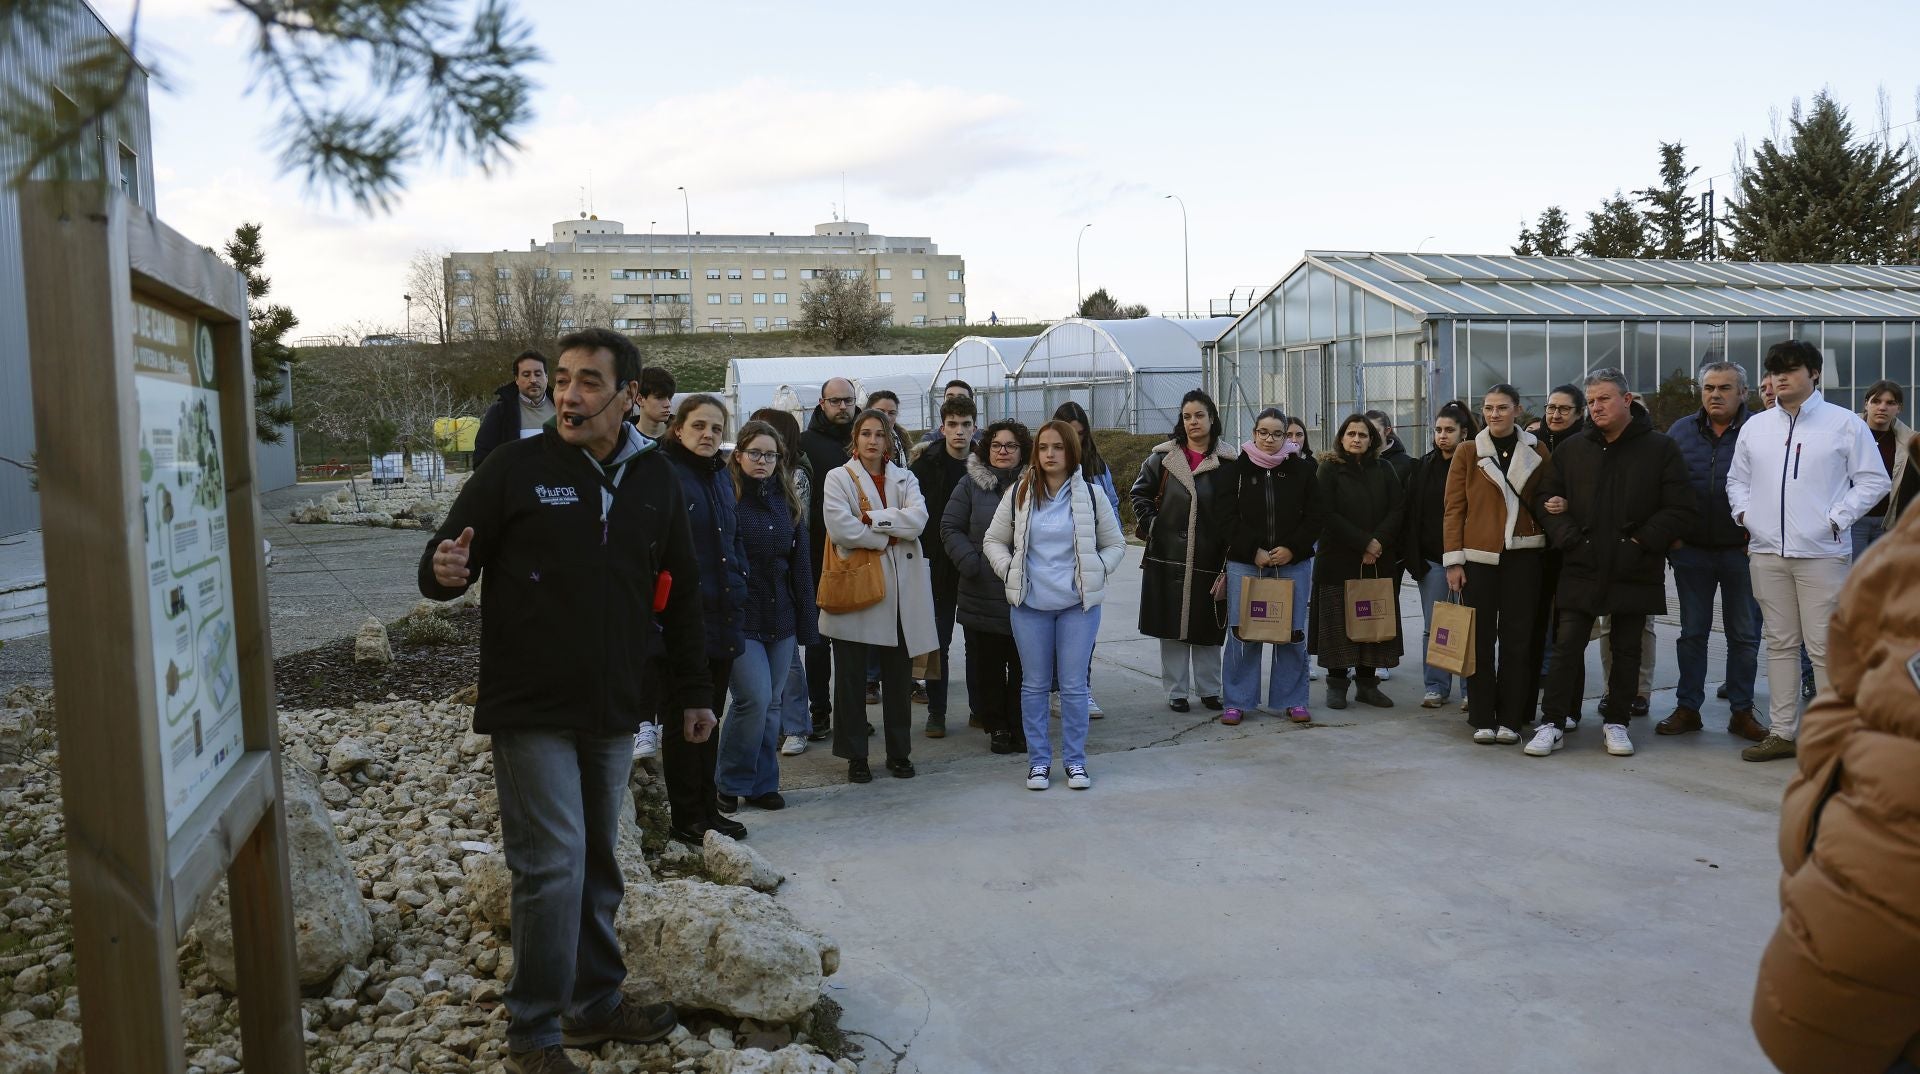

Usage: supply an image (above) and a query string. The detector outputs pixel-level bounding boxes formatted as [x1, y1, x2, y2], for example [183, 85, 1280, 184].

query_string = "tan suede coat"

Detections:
[1441, 427, 1548, 568]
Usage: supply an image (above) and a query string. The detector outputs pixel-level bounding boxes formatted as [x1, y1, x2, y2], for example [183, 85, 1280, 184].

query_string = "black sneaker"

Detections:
[848, 759, 872, 783]
[1715, 682, 1730, 700]
[807, 719, 833, 743]
[887, 758, 916, 778]
[714, 793, 739, 814]
[989, 730, 1016, 754]
[560, 998, 678, 1047]
[1200, 695, 1224, 711]
[911, 681, 930, 705]
[507, 1045, 584, 1074]
[667, 823, 707, 846]
[1630, 695, 1650, 718]
[708, 814, 747, 839]
[1168, 698, 1190, 713]
[864, 683, 881, 705]
[745, 792, 785, 810]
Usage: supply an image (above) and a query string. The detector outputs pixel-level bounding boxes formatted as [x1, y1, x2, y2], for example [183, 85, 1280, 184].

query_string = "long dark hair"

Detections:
[1285, 414, 1313, 456]
[1434, 400, 1479, 440]
[1051, 400, 1108, 480]
[751, 407, 803, 459]
[1331, 412, 1382, 463]
[1169, 389, 1222, 453]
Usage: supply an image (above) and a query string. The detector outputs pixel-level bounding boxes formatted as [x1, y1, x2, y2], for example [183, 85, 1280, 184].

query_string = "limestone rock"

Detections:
[616, 879, 837, 1023]
[326, 737, 374, 775]
[195, 764, 373, 990]
[0, 709, 35, 757]
[291, 500, 332, 524]
[463, 852, 514, 932]
[448, 683, 481, 707]
[0, 1017, 82, 1074]
[352, 616, 392, 664]
[702, 832, 782, 892]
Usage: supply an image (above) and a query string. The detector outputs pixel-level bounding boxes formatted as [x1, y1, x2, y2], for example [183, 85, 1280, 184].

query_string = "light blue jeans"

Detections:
[1222, 559, 1312, 712]
[718, 636, 797, 798]
[1415, 561, 1456, 701]
[778, 646, 811, 737]
[1851, 514, 1886, 561]
[1010, 602, 1101, 770]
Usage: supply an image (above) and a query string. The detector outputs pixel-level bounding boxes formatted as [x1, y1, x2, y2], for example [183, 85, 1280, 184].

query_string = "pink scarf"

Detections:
[1240, 438, 1299, 469]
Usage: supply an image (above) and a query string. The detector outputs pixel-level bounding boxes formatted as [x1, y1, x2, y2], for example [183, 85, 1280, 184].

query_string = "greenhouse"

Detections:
[1209, 252, 1920, 445]
[925, 333, 1039, 425]
[994, 316, 1237, 433]
[723, 353, 947, 432]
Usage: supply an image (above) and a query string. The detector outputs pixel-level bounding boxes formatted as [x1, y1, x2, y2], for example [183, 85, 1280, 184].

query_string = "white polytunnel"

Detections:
[999, 317, 1236, 433]
[723, 354, 948, 433]
[925, 334, 1039, 425]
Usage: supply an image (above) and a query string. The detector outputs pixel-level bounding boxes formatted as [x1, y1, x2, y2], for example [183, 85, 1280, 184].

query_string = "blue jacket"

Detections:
[663, 440, 748, 660]
[735, 473, 820, 646]
[1668, 406, 1750, 548]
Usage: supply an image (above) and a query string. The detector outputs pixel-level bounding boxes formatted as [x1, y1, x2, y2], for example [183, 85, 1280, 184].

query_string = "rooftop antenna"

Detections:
[588, 169, 595, 216]
[831, 201, 838, 222]
[841, 171, 848, 222]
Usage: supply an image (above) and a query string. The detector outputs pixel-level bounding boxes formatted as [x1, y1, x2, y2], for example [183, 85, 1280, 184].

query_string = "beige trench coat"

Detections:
[816, 460, 939, 656]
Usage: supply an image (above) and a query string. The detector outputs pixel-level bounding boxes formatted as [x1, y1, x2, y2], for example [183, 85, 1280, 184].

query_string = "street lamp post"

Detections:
[677, 187, 692, 332]
[403, 293, 412, 341]
[1075, 223, 1092, 315]
[1164, 194, 1189, 318]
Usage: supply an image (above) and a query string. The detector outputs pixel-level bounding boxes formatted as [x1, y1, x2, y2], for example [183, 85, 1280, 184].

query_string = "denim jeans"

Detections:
[1221, 559, 1312, 712]
[1414, 561, 1455, 702]
[1851, 514, 1886, 561]
[1010, 602, 1101, 769]
[490, 729, 632, 1051]
[778, 647, 811, 737]
[719, 636, 796, 798]
[1671, 545, 1758, 712]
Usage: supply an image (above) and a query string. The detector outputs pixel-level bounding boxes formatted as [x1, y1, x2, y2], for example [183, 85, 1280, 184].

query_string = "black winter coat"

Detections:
[1132, 441, 1236, 645]
[1402, 448, 1454, 580]
[1312, 453, 1406, 589]
[941, 455, 1020, 634]
[1379, 437, 1415, 489]
[910, 440, 970, 604]
[418, 427, 709, 734]
[1223, 453, 1322, 566]
[799, 407, 852, 574]
[663, 440, 749, 661]
[1530, 402, 1699, 615]
[1668, 406, 1751, 548]
[473, 382, 552, 468]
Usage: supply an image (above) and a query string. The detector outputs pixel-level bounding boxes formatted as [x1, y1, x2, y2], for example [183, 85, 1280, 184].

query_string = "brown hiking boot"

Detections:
[1741, 734, 1797, 763]
[1655, 706, 1703, 735]
[560, 999, 678, 1048]
[1727, 709, 1767, 742]
[506, 1046, 584, 1074]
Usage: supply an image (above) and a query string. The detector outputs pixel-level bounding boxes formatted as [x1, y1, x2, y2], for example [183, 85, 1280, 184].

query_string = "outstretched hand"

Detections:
[433, 527, 475, 587]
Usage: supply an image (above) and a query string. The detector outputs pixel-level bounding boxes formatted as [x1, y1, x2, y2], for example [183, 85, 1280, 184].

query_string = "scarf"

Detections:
[1240, 438, 1299, 469]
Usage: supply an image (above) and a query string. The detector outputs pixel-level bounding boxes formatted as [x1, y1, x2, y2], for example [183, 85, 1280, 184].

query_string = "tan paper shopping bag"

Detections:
[1426, 597, 1476, 676]
[1344, 575, 1398, 643]
[1234, 575, 1295, 644]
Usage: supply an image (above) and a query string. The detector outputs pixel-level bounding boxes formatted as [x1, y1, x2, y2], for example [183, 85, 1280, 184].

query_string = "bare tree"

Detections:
[405, 249, 454, 346]
[797, 270, 891, 351]
[295, 330, 469, 472]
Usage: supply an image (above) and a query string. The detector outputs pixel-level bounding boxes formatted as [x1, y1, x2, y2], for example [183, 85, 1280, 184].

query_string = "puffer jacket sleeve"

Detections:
[1751, 512, 1920, 1074]
[983, 487, 1017, 581]
[1093, 477, 1126, 575]
[1629, 439, 1699, 553]
[942, 481, 989, 581]
[789, 520, 820, 648]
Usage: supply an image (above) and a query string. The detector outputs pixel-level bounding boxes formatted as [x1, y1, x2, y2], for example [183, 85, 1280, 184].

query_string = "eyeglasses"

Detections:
[1252, 428, 1284, 439]
[1545, 404, 1576, 415]
[741, 450, 780, 464]
[989, 442, 1020, 453]
[822, 396, 855, 406]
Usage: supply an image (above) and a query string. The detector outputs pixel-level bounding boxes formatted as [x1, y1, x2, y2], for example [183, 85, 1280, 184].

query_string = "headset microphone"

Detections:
[565, 391, 621, 428]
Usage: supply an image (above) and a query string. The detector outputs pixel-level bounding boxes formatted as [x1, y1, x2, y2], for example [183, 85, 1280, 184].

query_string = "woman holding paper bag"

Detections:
[1443, 384, 1550, 744]
[1309, 414, 1406, 709]
[1220, 408, 1323, 725]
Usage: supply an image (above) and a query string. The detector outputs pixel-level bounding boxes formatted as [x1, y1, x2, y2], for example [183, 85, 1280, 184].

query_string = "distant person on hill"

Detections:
[472, 350, 552, 467]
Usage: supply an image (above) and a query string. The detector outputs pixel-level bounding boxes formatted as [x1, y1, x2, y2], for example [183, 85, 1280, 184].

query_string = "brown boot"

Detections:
[1655, 706, 1702, 735]
[1727, 709, 1767, 742]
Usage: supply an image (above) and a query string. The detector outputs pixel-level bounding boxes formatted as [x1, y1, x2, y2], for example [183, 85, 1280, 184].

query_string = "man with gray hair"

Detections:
[1528, 368, 1698, 759]
[1658, 361, 1765, 743]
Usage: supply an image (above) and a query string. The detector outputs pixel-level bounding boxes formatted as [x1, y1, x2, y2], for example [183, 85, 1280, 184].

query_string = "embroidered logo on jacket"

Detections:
[534, 484, 580, 507]
[1907, 649, 1920, 695]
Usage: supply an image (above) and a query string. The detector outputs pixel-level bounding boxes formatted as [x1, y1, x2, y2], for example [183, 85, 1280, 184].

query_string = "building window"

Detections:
[535, 267, 550, 279]
[560, 319, 575, 328]
[558, 269, 573, 280]
[877, 268, 891, 280]
[753, 317, 768, 329]
[727, 268, 742, 279]
[456, 294, 473, 307]
[839, 269, 861, 279]
[118, 144, 137, 203]
[877, 292, 892, 303]
[560, 294, 575, 305]
[948, 293, 963, 303]
[911, 315, 927, 326]
[773, 317, 789, 328]
[457, 319, 474, 332]
[752, 269, 766, 280]
[496, 294, 511, 305]
[753, 293, 767, 304]
[454, 268, 472, 281]
[800, 269, 814, 279]
[947, 269, 962, 281]
[707, 293, 721, 304]
[911, 292, 926, 303]
[611, 294, 626, 304]
[706, 269, 721, 279]
[912, 268, 925, 280]
[499, 319, 513, 329]
[496, 267, 511, 279]
[728, 293, 743, 305]
[773, 293, 788, 304]
[772, 269, 787, 279]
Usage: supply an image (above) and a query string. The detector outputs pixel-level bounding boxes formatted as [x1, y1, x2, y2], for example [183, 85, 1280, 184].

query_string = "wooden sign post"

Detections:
[22, 182, 304, 1072]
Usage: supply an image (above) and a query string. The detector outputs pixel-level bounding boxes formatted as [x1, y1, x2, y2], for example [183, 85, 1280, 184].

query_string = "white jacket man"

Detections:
[1724, 343, 1890, 764]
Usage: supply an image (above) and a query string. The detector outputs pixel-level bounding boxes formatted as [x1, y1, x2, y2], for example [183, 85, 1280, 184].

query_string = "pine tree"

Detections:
[1576, 191, 1650, 258]
[1076, 288, 1148, 318]
[1513, 206, 1571, 256]
[1726, 92, 1920, 263]
[223, 222, 300, 443]
[1635, 142, 1701, 259]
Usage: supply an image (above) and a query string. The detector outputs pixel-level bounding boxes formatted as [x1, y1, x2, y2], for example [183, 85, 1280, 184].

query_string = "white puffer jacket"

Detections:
[983, 474, 1126, 610]
[1727, 391, 1889, 559]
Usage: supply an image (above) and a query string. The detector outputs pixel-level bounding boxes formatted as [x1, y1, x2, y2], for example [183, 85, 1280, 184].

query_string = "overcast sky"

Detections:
[104, 0, 1920, 339]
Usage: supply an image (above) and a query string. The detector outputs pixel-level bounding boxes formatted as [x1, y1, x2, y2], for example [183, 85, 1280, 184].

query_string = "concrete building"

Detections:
[444, 217, 966, 336]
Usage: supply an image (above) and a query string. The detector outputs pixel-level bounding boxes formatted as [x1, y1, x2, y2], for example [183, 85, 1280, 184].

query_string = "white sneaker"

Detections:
[633, 722, 659, 759]
[1026, 766, 1050, 791]
[1472, 728, 1498, 744]
[1309, 666, 1322, 681]
[1604, 724, 1635, 756]
[1523, 725, 1565, 756]
[780, 734, 807, 757]
[1087, 697, 1103, 719]
[1495, 727, 1521, 745]
[1065, 763, 1091, 789]
[1376, 669, 1392, 681]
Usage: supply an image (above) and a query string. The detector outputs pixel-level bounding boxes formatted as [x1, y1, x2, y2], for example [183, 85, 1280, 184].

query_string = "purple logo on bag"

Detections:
[1435, 627, 1450, 645]
[1249, 600, 1267, 618]
[1354, 599, 1373, 617]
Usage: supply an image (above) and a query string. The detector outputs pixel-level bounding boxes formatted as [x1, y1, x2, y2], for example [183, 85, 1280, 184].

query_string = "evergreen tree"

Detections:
[1726, 92, 1920, 263]
[1635, 142, 1701, 259]
[1076, 288, 1148, 318]
[1576, 191, 1650, 258]
[223, 223, 299, 443]
[1513, 206, 1571, 256]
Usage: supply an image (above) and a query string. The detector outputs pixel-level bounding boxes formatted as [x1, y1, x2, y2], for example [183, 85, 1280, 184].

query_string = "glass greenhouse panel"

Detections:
[1467, 321, 1507, 395]
[1819, 322, 1853, 394]
[1510, 321, 1548, 400]
[1855, 323, 1884, 387]
[1725, 323, 1760, 385]
[1656, 322, 1693, 385]
[1282, 275, 1308, 345]
[1548, 322, 1584, 392]
[1887, 324, 1914, 391]
[1309, 267, 1334, 340]
[1589, 322, 1623, 373]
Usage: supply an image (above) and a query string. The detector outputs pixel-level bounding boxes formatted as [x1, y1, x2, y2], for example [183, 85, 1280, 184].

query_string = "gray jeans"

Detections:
[492, 728, 633, 1051]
